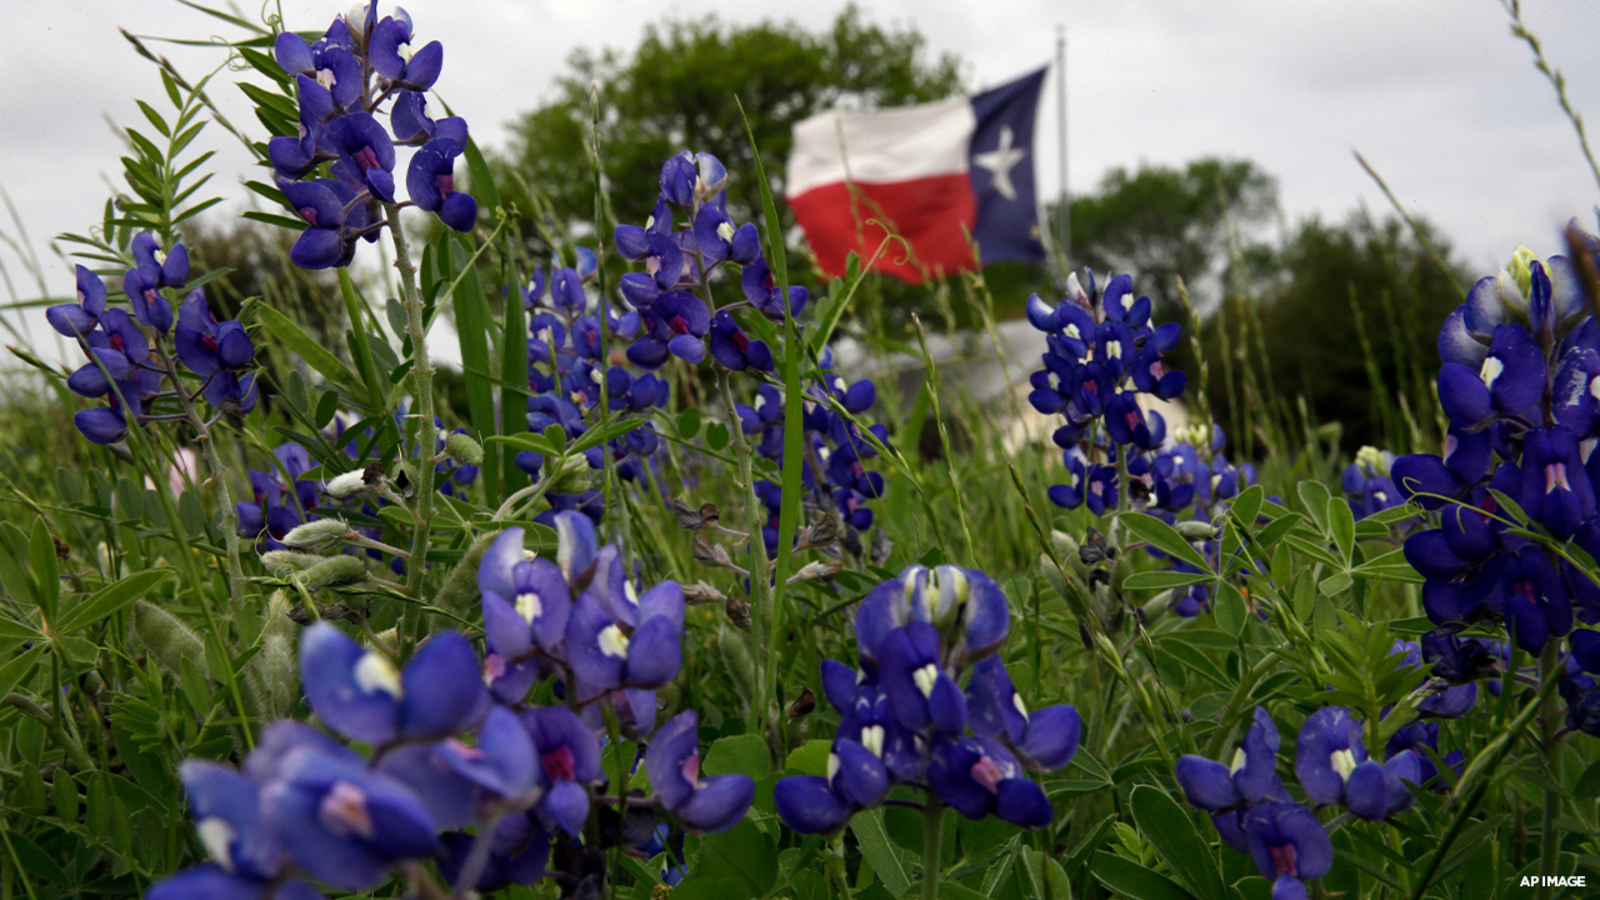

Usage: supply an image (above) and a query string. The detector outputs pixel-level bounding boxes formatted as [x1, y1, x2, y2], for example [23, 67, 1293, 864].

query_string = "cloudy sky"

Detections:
[4, 0, 1599, 363]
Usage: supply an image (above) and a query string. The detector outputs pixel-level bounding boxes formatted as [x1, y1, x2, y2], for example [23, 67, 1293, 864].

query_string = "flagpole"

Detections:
[1056, 24, 1070, 274]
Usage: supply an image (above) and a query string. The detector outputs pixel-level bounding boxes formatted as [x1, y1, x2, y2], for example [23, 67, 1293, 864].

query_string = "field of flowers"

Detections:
[2, 3, 1600, 900]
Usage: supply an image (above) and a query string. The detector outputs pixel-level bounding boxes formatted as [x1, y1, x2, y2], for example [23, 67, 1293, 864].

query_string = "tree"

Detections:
[492, 5, 964, 245]
[1054, 158, 1279, 320]
[1206, 210, 1467, 453]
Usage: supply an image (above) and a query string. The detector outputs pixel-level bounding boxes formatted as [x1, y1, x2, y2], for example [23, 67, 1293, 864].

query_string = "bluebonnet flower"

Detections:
[477, 514, 688, 741]
[369, 13, 443, 91]
[1389, 639, 1478, 717]
[268, 4, 472, 264]
[237, 443, 320, 547]
[121, 232, 187, 333]
[1027, 270, 1184, 469]
[1294, 707, 1417, 821]
[299, 623, 487, 746]
[46, 265, 109, 337]
[147, 760, 327, 900]
[281, 179, 376, 270]
[1173, 705, 1418, 895]
[407, 137, 477, 232]
[1242, 802, 1333, 900]
[1343, 447, 1404, 521]
[646, 711, 756, 834]
[777, 565, 1076, 835]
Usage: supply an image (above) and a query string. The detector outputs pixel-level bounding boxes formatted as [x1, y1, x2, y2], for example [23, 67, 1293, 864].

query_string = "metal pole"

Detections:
[1057, 24, 1070, 271]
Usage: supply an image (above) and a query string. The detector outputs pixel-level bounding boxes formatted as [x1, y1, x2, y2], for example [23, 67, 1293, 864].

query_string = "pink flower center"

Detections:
[541, 744, 577, 782]
[354, 146, 380, 170]
[435, 173, 454, 197]
[731, 330, 750, 351]
[668, 315, 691, 335]
[299, 206, 320, 226]
[680, 752, 701, 786]
[1545, 462, 1570, 494]
[1269, 843, 1298, 876]
[970, 756, 1004, 793]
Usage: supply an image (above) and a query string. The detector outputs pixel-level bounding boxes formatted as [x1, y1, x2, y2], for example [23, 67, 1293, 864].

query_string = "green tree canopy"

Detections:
[495, 5, 964, 245]
[1059, 158, 1279, 320]
[1205, 210, 1468, 453]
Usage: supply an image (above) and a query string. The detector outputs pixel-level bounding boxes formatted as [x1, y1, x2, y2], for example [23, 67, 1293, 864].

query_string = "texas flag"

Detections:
[786, 67, 1047, 284]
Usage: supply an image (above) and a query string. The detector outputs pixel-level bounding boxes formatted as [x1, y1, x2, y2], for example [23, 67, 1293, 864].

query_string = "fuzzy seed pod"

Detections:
[300, 555, 368, 590]
[444, 432, 484, 467]
[281, 518, 351, 553]
[132, 600, 208, 681]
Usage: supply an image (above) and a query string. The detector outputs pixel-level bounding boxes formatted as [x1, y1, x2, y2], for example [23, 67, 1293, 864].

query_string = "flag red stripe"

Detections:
[788, 174, 978, 284]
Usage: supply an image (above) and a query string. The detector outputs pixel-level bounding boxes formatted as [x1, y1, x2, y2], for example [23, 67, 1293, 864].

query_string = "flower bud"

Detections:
[1354, 445, 1392, 478]
[1050, 529, 1080, 560]
[445, 432, 483, 467]
[718, 623, 755, 709]
[682, 580, 727, 604]
[429, 529, 501, 632]
[281, 518, 351, 554]
[1175, 520, 1216, 541]
[260, 550, 328, 574]
[301, 555, 368, 590]
[132, 600, 208, 680]
[545, 454, 594, 495]
[1507, 244, 1539, 299]
[326, 464, 381, 499]
[256, 591, 298, 719]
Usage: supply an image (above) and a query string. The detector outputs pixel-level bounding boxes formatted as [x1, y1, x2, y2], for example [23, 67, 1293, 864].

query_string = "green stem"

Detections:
[386, 202, 437, 652]
[1537, 639, 1565, 900]
[2, 694, 95, 773]
[922, 796, 943, 900]
[718, 370, 773, 739]
[909, 314, 976, 564]
[153, 341, 245, 603]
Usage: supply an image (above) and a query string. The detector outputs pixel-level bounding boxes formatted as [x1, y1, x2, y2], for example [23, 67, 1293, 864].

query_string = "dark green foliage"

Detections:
[496, 4, 963, 235]
[1054, 157, 1280, 319]
[1208, 210, 1467, 453]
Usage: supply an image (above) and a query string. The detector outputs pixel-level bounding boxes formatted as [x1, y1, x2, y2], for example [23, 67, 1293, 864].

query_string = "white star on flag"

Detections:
[973, 125, 1026, 201]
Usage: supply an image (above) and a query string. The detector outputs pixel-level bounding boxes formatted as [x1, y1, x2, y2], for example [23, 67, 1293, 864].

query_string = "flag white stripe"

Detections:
[786, 96, 975, 198]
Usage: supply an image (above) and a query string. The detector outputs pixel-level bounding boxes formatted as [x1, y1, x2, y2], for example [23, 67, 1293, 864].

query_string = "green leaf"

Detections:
[1120, 513, 1212, 572]
[1327, 496, 1355, 564]
[462, 137, 503, 214]
[1128, 785, 1226, 900]
[705, 422, 730, 452]
[850, 809, 913, 897]
[450, 235, 501, 506]
[336, 267, 386, 413]
[785, 739, 832, 777]
[1230, 485, 1264, 531]
[1089, 851, 1196, 900]
[701, 733, 771, 781]
[2, 829, 69, 885]
[1298, 480, 1332, 533]
[0, 644, 45, 698]
[178, 489, 209, 539]
[1213, 581, 1245, 637]
[0, 617, 41, 640]
[694, 819, 777, 895]
[56, 570, 171, 634]
[486, 432, 562, 457]
[1318, 572, 1354, 597]
[255, 303, 360, 389]
[678, 406, 703, 440]
[29, 517, 59, 621]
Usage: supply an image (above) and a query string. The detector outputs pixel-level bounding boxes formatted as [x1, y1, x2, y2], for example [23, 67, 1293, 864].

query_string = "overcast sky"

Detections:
[4, 0, 1599, 364]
